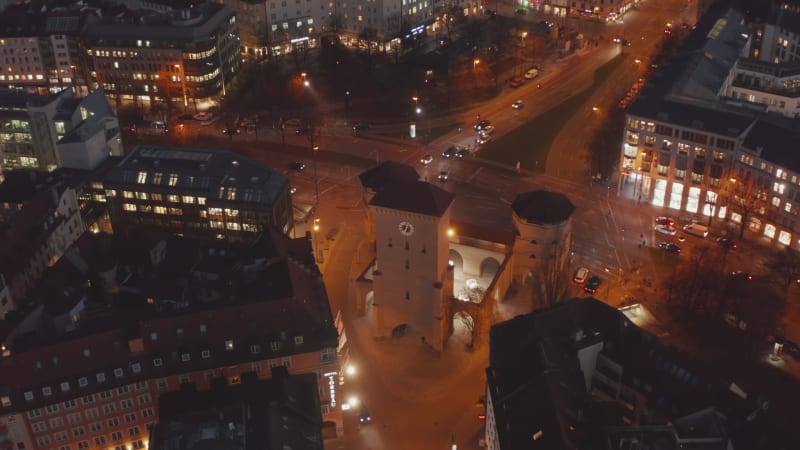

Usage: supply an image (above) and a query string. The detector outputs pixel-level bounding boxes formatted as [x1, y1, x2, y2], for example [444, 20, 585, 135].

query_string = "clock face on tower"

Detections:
[398, 221, 415, 236]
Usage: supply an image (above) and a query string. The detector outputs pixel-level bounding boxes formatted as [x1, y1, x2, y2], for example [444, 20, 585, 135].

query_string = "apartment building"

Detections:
[753, 7, 800, 64]
[0, 5, 97, 96]
[0, 170, 84, 315]
[0, 230, 342, 450]
[619, 7, 800, 249]
[0, 87, 122, 174]
[150, 367, 324, 450]
[96, 145, 293, 241]
[82, 3, 241, 109]
[721, 58, 800, 118]
[485, 298, 761, 450]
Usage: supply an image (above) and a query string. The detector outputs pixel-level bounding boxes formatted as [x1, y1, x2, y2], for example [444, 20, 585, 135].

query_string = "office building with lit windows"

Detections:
[0, 229, 343, 450]
[82, 3, 241, 109]
[0, 87, 122, 174]
[0, 5, 97, 96]
[98, 145, 293, 241]
[619, 7, 800, 249]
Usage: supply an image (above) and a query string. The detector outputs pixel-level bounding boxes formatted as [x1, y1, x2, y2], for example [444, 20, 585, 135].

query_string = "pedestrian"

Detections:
[421, 336, 426, 345]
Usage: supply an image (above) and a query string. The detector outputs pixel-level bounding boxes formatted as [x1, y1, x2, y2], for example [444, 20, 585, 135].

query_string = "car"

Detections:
[509, 77, 524, 88]
[476, 135, 492, 145]
[295, 126, 312, 136]
[622, 39, 631, 46]
[290, 187, 297, 195]
[655, 217, 675, 226]
[223, 127, 240, 136]
[664, 27, 672, 36]
[289, 161, 306, 172]
[515, 8, 527, 15]
[682, 223, 709, 238]
[239, 114, 259, 127]
[456, 148, 470, 158]
[730, 270, 753, 281]
[352, 122, 370, 131]
[358, 405, 372, 424]
[658, 242, 682, 254]
[178, 113, 194, 121]
[479, 125, 495, 136]
[612, 35, 622, 43]
[573, 267, 589, 284]
[524, 68, 539, 80]
[584, 276, 602, 294]
[193, 112, 214, 121]
[769, 335, 800, 361]
[512, 100, 525, 109]
[437, 169, 450, 182]
[474, 120, 492, 131]
[442, 147, 457, 158]
[420, 154, 434, 165]
[715, 237, 739, 250]
[654, 224, 677, 236]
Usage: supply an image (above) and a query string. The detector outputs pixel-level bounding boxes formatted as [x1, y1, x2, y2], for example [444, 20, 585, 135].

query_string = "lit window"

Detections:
[225, 340, 234, 351]
[123, 203, 137, 212]
[168, 173, 178, 186]
[137, 171, 147, 183]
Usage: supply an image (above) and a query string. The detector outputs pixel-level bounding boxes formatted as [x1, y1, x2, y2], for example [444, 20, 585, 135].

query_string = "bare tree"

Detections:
[765, 247, 800, 303]
[665, 246, 726, 316]
[454, 311, 476, 349]
[726, 170, 769, 240]
[530, 246, 570, 307]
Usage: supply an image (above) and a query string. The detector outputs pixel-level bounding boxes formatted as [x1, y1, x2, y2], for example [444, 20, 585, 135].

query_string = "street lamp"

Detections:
[312, 218, 321, 263]
[301, 72, 309, 87]
[412, 96, 421, 114]
[472, 59, 480, 72]
[313, 145, 320, 205]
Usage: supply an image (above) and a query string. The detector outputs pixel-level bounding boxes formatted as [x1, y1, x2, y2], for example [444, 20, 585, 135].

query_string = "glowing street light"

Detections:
[345, 364, 357, 376]
[473, 59, 480, 72]
[301, 72, 309, 87]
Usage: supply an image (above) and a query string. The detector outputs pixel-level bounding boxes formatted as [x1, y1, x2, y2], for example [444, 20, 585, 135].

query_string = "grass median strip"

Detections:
[480, 53, 626, 172]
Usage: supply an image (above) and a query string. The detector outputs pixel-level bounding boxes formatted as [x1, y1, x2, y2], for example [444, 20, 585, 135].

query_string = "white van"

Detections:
[682, 223, 709, 238]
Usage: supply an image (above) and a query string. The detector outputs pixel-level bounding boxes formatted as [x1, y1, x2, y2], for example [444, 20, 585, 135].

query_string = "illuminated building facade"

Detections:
[97, 145, 294, 241]
[82, 3, 241, 109]
[0, 230, 343, 449]
[620, 8, 800, 249]
[0, 87, 122, 174]
[0, 7, 95, 96]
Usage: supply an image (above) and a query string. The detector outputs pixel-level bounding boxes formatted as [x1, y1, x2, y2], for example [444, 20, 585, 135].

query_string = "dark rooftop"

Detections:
[511, 190, 575, 224]
[369, 180, 454, 217]
[358, 161, 420, 190]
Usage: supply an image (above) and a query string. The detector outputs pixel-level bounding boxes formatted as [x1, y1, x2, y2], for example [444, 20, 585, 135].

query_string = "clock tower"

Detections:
[369, 180, 455, 351]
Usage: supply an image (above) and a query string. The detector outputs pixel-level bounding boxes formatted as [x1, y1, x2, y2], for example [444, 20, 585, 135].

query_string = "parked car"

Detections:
[456, 148, 470, 158]
[509, 77, 524, 88]
[683, 223, 709, 238]
[658, 242, 682, 254]
[476, 135, 492, 145]
[655, 216, 675, 226]
[654, 224, 677, 236]
[474, 120, 492, 131]
[438, 168, 450, 182]
[222, 127, 240, 136]
[524, 68, 540, 79]
[420, 154, 434, 165]
[352, 122, 370, 131]
[479, 125, 495, 136]
[442, 147, 457, 158]
[573, 267, 589, 284]
[295, 126, 312, 135]
[512, 100, 525, 109]
[289, 161, 306, 172]
[193, 112, 214, 122]
[612, 35, 622, 43]
[584, 276, 602, 294]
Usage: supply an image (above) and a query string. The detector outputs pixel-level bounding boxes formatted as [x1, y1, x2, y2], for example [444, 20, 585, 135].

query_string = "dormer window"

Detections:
[153, 358, 163, 367]
[83, 348, 91, 358]
[78, 377, 88, 387]
[150, 332, 158, 342]
[293, 336, 304, 345]
[96, 372, 106, 383]
[270, 341, 280, 351]
[42, 386, 52, 397]
[181, 353, 191, 362]
[250, 344, 261, 354]
[224, 340, 234, 351]
[201, 350, 210, 359]
[114, 368, 124, 378]
[60, 382, 70, 392]
[176, 328, 183, 338]
[199, 324, 207, 334]
[131, 363, 142, 374]
[24, 391, 34, 401]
